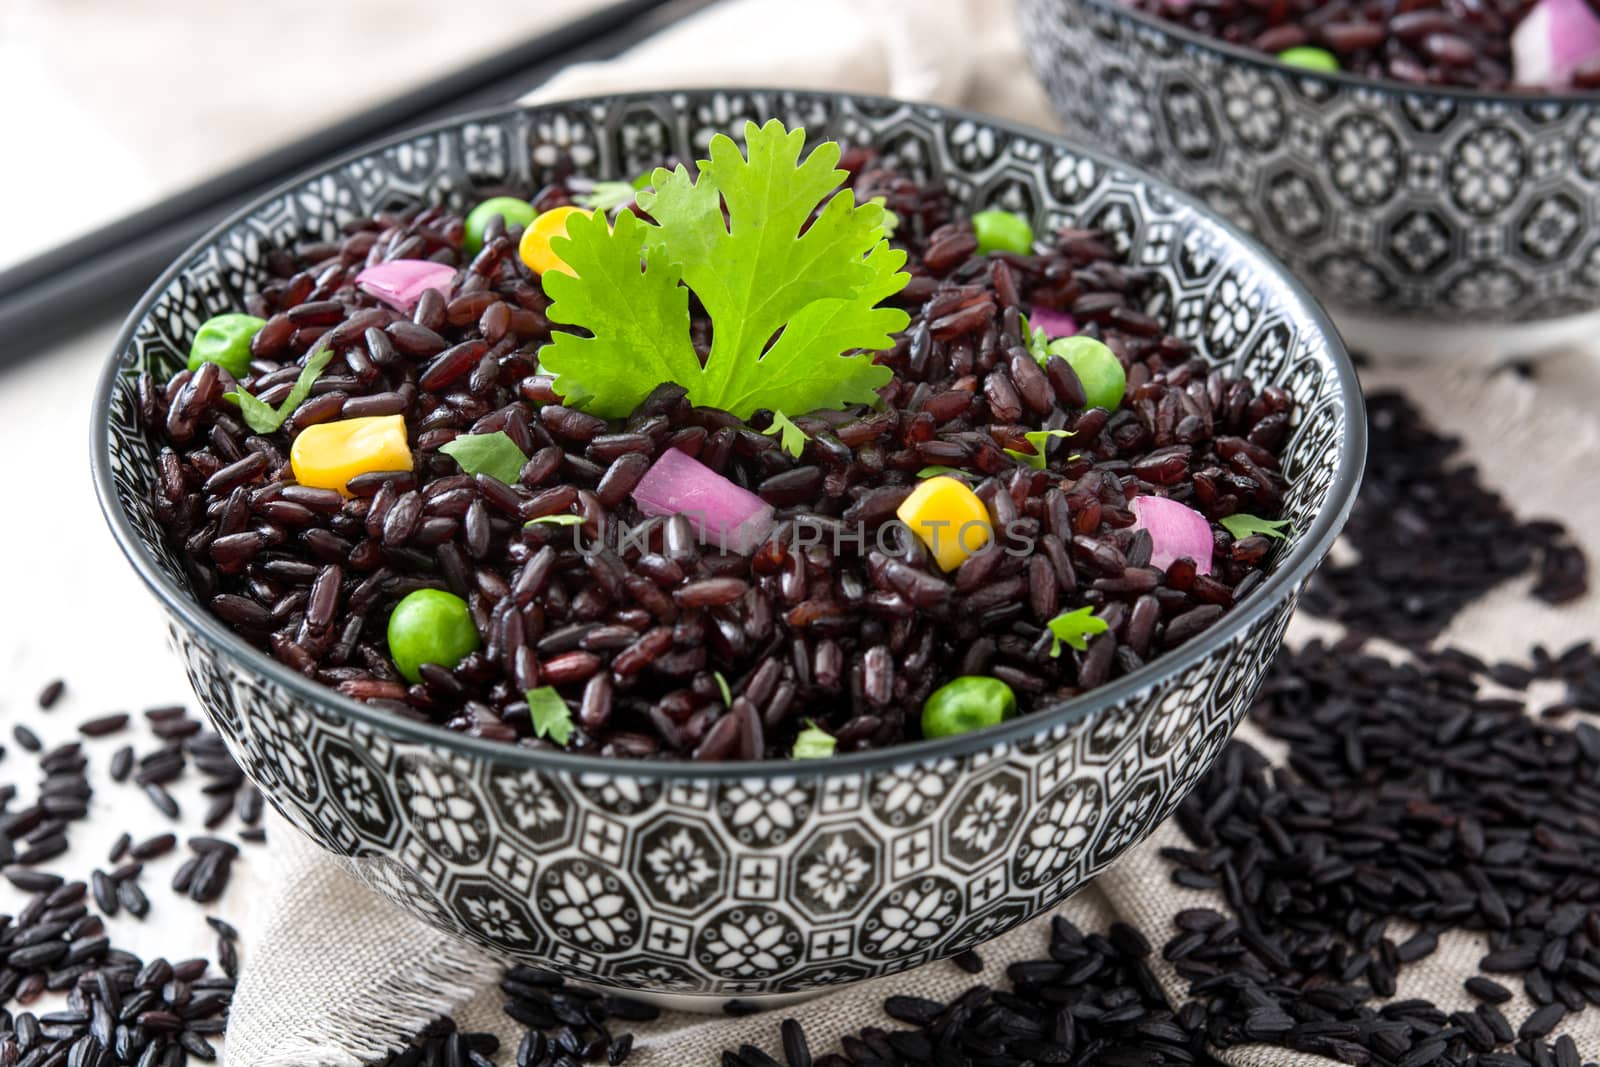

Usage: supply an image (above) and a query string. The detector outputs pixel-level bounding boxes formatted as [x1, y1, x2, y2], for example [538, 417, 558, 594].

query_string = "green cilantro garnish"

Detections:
[1004, 429, 1074, 471]
[917, 466, 975, 482]
[525, 514, 583, 527]
[439, 431, 528, 485]
[761, 411, 810, 458]
[1020, 313, 1050, 366]
[1220, 513, 1292, 541]
[224, 346, 334, 434]
[792, 719, 837, 759]
[575, 180, 637, 215]
[1046, 606, 1110, 657]
[526, 686, 574, 745]
[539, 120, 908, 419]
[713, 670, 733, 706]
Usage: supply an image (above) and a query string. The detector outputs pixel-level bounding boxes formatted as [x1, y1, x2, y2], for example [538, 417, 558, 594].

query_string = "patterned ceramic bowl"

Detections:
[92, 89, 1363, 1003]
[1018, 0, 1600, 324]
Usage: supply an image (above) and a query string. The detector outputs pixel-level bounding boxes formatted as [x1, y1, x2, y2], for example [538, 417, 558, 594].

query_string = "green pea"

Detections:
[922, 676, 1017, 739]
[463, 196, 537, 255]
[1048, 336, 1126, 412]
[188, 314, 266, 377]
[972, 209, 1034, 257]
[1277, 46, 1340, 73]
[387, 589, 481, 684]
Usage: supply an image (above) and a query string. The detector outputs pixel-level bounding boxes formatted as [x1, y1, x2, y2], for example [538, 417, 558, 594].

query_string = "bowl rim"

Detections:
[1073, 0, 1600, 106]
[90, 87, 1366, 781]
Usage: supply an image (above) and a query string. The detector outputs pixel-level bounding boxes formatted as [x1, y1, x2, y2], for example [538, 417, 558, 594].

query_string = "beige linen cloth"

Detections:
[225, 1, 1600, 1062]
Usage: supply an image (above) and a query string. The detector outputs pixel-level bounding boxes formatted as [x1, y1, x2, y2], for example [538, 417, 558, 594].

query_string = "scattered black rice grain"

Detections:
[76, 714, 129, 739]
[728, 916, 1202, 1067]
[90, 869, 119, 917]
[141, 782, 179, 819]
[129, 833, 176, 861]
[370, 1019, 499, 1067]
[374, 969, 657, 1066]
[108, 744, 133, 783]
[1165, 637, 1600, 1063]
[11, 725, 41, 754]
[36, 679, 65, 709]
[0, 878, 234, 1065]
[950, 948, 984, 975]
[1303, 391, 1587, 643]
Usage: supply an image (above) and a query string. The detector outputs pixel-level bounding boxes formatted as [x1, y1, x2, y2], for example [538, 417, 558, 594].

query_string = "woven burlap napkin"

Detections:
[222, 1, 1600, 1061]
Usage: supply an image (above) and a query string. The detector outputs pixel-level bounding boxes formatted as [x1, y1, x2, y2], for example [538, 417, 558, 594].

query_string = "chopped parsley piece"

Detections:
[1046, 606, 1110, 657]
[792, 720, 837, 759]
[1004, 429, 1074, 471]
[526, 686, 575, 745]
[439, 431, 528, 485]
[1220, 513, 1292, 541]
[761, 411, 811, 458]
[224, 346, 334, 434]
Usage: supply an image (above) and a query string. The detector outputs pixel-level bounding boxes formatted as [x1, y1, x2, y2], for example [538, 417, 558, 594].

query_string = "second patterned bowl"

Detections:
[1019, 0, 1600, 326]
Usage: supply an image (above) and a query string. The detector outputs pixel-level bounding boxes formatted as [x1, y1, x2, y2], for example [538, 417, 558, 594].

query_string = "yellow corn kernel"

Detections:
[896, 476, 993, 572]
[519, 205, 590, 277]
[290, 414, 412, 496]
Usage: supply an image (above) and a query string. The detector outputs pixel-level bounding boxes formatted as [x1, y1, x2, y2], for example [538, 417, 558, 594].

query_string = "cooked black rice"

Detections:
[1123, 0, 1595, 90]
[141, 149, 1296, 759]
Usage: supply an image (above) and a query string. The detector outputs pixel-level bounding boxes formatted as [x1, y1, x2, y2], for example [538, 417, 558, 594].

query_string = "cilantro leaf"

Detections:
[792, 719, 836, 759]
[868, 196, 899, 239]
[525, 514, 583, 527]
[574, 180, 637, 215]
[526, 686, 574, 745]
[539, 209, 706, 418]
[761, 411, 810, 458]
[1221, 513, 1292, 541]
[918, 466, 974, 481]
[224, 346, 334, 434]
[713, 670, 733, 706]
[1005, 429, 1074, 471]
[542, 120, 907, 420]
[439, 431, 528, 485]
[1046, 606, 1110, 657]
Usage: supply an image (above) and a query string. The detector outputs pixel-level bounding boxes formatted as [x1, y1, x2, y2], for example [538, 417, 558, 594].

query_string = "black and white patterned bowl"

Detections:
[91, 90, 1364, 1001]
[1018, 0, 1600, 323]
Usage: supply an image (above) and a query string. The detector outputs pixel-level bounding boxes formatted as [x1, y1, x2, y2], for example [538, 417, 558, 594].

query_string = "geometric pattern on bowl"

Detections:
[95, 88, 1363, 997]
[1019, 0, 1600, 322]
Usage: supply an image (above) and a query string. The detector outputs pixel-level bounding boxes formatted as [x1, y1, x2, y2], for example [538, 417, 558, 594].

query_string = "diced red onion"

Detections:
[1029, 304, 1078, 339]
[632, 448, 775, 553]
[1512, 0, 1600, 87]
[1130, 494, 1213, 576]
[355, 260, 457, 313]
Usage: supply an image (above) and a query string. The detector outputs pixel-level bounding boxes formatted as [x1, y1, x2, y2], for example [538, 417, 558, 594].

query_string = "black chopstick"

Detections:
[0, 0, 714, 362]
